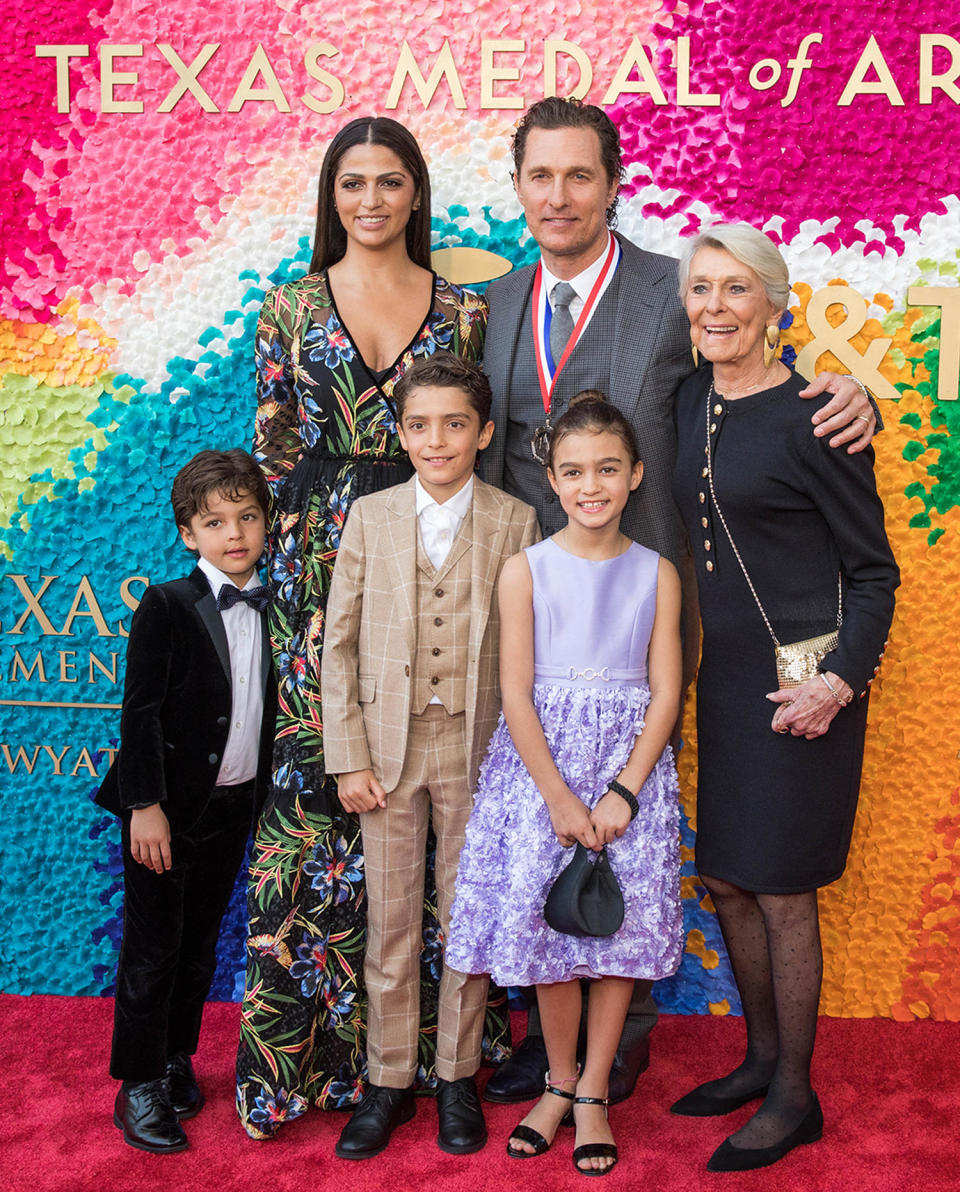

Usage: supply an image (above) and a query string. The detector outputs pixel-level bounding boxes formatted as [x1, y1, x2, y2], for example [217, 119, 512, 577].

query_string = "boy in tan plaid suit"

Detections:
[322, 352, 538, 1160]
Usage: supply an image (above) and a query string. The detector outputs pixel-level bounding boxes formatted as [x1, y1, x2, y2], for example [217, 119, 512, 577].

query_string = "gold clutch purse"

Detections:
[705, 383, 842, 690]
[774, 630, 840, 689]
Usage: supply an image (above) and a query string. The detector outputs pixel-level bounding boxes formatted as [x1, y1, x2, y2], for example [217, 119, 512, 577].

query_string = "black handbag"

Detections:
[543, 844, 625, 938]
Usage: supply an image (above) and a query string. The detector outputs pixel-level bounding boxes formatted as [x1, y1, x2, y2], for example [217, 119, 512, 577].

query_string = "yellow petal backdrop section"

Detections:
[675, 281, 957, 1018]
[789, 286, 955, 1017]
[0, 299, 115, 386]
[0, 300, 116, 533]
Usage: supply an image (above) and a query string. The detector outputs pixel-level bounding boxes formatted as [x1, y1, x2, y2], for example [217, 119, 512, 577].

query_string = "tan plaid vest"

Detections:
[411, 517, 471, 716]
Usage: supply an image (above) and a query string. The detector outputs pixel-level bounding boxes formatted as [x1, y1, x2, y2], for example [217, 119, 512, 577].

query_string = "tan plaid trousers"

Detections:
[360, 705, 488, 1087]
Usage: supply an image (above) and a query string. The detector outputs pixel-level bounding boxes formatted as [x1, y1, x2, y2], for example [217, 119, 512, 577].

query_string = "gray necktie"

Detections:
[550, 281, 577, 367]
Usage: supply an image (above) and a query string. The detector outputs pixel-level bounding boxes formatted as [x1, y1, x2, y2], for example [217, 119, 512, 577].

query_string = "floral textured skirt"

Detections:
[235, 453, 510, 1139]
[448, 683, 684, 986]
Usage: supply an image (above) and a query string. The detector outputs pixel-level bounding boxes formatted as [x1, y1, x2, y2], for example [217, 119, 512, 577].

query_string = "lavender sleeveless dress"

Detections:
[447, 537, 683, 985]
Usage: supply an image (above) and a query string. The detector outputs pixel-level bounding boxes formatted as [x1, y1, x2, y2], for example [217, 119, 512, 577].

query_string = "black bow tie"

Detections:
[217, 584, 271, 613]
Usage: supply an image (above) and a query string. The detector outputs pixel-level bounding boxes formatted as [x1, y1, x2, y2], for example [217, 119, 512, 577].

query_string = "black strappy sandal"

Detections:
[572, 1095, 618, 1177]
[506, 1072, 577, 1159]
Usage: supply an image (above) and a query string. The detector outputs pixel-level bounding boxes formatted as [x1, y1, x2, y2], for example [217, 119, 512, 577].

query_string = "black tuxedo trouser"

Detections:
[109, 786, 253, 1081]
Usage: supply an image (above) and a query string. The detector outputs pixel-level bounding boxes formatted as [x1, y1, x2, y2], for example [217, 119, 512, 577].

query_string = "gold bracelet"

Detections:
[819, 672, 849, 705]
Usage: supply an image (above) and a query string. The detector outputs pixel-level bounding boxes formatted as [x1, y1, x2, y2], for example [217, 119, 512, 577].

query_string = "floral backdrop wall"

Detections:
[1, 0, 958, 1021]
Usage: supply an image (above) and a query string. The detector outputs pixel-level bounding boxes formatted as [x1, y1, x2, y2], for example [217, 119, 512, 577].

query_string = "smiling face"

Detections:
[397, 384, 495, 503]
[333, 142, 419, 253]
[685, 246, 783, 372]
[514, 126, 619, 279]
[179, 489, 266, 588]
[548, 429, 643, 532]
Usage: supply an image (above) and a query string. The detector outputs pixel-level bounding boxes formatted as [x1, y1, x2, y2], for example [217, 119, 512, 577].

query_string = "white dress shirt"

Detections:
[540, 230, 618, 332]
[415, 474, 473, 571]
[198, 557, 264, 786]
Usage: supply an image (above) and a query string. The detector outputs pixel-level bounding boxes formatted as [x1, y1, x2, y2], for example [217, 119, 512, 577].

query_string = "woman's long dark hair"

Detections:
[309, 117, 432, 273]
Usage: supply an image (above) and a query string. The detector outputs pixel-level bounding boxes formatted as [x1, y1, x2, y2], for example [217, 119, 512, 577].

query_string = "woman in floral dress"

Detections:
[235, 117, 508, 1138]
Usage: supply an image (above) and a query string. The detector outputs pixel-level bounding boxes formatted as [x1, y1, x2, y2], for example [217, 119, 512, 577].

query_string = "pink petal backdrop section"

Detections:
[11, 1, 341, 319]
[614, 0, 960, 247]
[1, 1, 111, 318]
[8, 0, 674, 322]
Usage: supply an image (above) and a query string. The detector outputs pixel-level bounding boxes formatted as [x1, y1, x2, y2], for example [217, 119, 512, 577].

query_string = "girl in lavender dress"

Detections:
[447, 391, 684, 1176]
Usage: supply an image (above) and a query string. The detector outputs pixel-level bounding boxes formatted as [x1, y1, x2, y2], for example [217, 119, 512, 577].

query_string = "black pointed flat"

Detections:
[670, 1080, 770, 1117]
[706, 1094, 823, 1172]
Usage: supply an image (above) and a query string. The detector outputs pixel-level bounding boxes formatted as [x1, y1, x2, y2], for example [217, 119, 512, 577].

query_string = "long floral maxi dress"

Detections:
[236, 272, 511, 1138]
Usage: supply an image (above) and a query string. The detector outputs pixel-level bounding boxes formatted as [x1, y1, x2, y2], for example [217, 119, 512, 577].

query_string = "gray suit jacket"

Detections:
[479, 232, 694, 566]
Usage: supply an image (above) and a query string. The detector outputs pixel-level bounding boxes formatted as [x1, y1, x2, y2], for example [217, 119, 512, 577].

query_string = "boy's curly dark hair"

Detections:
[171, 448, 270, 528]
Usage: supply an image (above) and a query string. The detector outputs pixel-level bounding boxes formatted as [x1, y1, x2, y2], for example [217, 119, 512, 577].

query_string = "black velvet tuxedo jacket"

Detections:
[96, 567, 277, 833]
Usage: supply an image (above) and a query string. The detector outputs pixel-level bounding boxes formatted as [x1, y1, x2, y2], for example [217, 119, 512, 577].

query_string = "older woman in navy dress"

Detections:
[671, 224, 898, 1172]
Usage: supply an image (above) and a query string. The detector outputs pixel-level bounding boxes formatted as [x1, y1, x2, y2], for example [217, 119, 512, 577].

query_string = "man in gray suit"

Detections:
[479, 96, 876, 1107]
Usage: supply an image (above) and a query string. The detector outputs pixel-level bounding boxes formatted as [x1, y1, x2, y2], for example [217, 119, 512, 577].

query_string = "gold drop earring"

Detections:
[763, 324, 780, 368]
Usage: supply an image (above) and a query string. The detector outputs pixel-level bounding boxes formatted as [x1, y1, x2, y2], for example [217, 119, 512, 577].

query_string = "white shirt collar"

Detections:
[197, 555, 259, 595]
[415, 473, 474, 521]
[540, 231, 613, 307]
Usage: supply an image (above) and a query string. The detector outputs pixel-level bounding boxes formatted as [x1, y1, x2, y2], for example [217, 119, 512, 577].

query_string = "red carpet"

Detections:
[2, 995, 951, 1192]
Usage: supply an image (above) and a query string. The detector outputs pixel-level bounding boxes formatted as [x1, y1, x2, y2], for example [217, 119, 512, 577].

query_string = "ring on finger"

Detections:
[856, 414, 871, 424]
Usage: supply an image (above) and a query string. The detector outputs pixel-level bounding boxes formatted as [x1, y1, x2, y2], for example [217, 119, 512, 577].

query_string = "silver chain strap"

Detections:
[703, 381, 842, 649]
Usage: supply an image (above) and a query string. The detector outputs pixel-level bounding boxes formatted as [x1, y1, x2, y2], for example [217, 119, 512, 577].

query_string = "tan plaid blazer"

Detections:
[322, 476, 539, 792]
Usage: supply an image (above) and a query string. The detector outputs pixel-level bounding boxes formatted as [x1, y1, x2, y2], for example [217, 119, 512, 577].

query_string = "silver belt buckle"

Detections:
[567, 665, 610, 681]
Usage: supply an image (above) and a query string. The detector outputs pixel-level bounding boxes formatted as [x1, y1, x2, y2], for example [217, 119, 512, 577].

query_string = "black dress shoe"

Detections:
[436, 1076, 487, 1154]
[165, 1053, 205, 1119]
[483, 1036, 548, 1104]
[335, 1085, 415, 1160]
[607, 1035, 650, 1105]
[670, 1079, 770, 1117]
[706, 1095, 823, 1172]
[113, 1078, 188, 1153]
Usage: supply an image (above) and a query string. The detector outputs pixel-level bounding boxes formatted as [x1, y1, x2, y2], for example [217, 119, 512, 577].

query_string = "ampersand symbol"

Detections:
[795, 285, 899, 401]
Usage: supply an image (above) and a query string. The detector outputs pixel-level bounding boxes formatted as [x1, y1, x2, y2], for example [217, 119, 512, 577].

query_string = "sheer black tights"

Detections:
[701, 874, 821, 1148]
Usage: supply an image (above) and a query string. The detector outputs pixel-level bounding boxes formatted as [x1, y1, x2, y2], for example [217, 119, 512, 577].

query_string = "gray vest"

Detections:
[502, 271, 621, 537]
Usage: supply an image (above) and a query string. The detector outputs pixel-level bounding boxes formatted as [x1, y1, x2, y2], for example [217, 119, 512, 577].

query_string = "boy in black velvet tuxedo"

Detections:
[96, 449, 277, 1153]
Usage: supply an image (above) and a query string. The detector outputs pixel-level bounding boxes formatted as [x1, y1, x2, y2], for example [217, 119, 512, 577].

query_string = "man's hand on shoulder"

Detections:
[800, 372, 876, 454]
